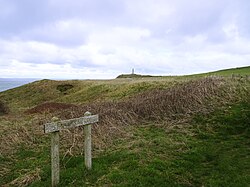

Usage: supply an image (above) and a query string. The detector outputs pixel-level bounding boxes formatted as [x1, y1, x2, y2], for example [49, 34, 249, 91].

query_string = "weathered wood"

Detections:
[84, 111, 92, 170]
[51, 117, 60, 187]
[44, 112, 98, 185]
[44, 115, 99, 133]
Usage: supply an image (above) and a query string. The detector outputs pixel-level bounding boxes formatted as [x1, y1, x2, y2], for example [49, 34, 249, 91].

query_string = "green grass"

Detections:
[2, 101, 248, 186]
[209, 66, 250, 76]
[174, 102, 250, 186]
[28, 126, 182, 186]
[191, 66, 250, 77]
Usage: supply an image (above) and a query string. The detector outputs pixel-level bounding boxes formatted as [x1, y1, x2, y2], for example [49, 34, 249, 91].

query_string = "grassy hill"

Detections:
[116, 66, 250, 79]
[0, 77, 185, 113]
[207, 66, 250, 76]
[189, 66, 250, 77]
[116, 73, 154, 78]
[0, 66, 249, 186]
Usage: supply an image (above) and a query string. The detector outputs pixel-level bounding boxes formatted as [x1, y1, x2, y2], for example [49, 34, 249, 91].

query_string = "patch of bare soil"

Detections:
[25, 102, 78, 114]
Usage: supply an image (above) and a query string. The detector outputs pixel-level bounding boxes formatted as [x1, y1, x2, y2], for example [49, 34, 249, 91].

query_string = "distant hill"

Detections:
[116, 73, 154, 78]
[206, 66, 250, 76]
[117, 66, 250, 78]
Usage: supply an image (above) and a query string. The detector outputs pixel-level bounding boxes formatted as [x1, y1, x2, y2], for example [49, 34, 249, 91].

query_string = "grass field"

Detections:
[0, 66, 249, 186]
[207, 66, 250, 76]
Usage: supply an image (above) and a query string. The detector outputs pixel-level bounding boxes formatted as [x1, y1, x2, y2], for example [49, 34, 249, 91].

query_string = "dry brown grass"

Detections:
[5, 168, 41, 187]
[0, 117, 40, 156]
[37, 77, 237, 156]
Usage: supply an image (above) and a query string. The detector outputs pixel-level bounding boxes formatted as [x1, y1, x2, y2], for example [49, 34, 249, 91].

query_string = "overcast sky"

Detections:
[0, 0, 250, 79]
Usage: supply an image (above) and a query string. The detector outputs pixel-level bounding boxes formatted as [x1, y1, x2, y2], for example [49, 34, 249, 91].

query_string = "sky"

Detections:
[0, 0, 250, 79]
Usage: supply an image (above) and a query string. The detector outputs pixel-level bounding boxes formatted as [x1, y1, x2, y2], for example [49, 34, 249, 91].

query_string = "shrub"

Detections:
[0, 100, 9, 115]
[56, 84, 74, 93]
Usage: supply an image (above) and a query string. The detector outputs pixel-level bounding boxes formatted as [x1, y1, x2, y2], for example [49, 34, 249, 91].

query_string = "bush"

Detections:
[56, 84, 74, 93]
[0, 100, 9, 115]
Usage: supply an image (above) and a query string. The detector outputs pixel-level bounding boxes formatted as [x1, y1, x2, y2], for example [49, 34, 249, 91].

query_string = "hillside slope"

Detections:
[192, 66, 250, 77]
[1, 66, 249, 113]
[0, 77, 184, 113]
[208, 66, 250, 76]
[0, 67, 249, 186]
[116, 66, 250, 78]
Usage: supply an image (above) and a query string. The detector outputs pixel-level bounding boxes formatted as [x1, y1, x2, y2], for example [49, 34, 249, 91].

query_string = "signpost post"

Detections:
[44, 111, 99, 186]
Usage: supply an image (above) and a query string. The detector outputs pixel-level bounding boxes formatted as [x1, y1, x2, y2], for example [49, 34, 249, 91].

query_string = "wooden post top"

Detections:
[44, 112, 98, 134]
[84, 111, 92, 116]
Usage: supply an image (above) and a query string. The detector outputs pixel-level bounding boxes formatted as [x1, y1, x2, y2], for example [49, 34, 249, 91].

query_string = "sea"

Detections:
[0, 78, 39, 92]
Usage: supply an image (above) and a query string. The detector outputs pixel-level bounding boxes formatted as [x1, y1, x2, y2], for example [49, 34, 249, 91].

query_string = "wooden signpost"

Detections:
[44, 111, 99, 187]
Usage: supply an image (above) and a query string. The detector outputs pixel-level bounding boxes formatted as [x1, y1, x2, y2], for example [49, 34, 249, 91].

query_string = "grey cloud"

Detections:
[2, 0, 250, 44]
[19, 21, 88, 47]
[0, 0, 126, 46]
[140, 0, 250, 45]
[70, 60, 103, 69]
[0, 0, 51, 36]
[49, 0, 125, 21]
[1, 0, 250, 78]
[1, 0, 250, 35]
[147, 2, 227, 45]
[236, 1, 250, 38]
